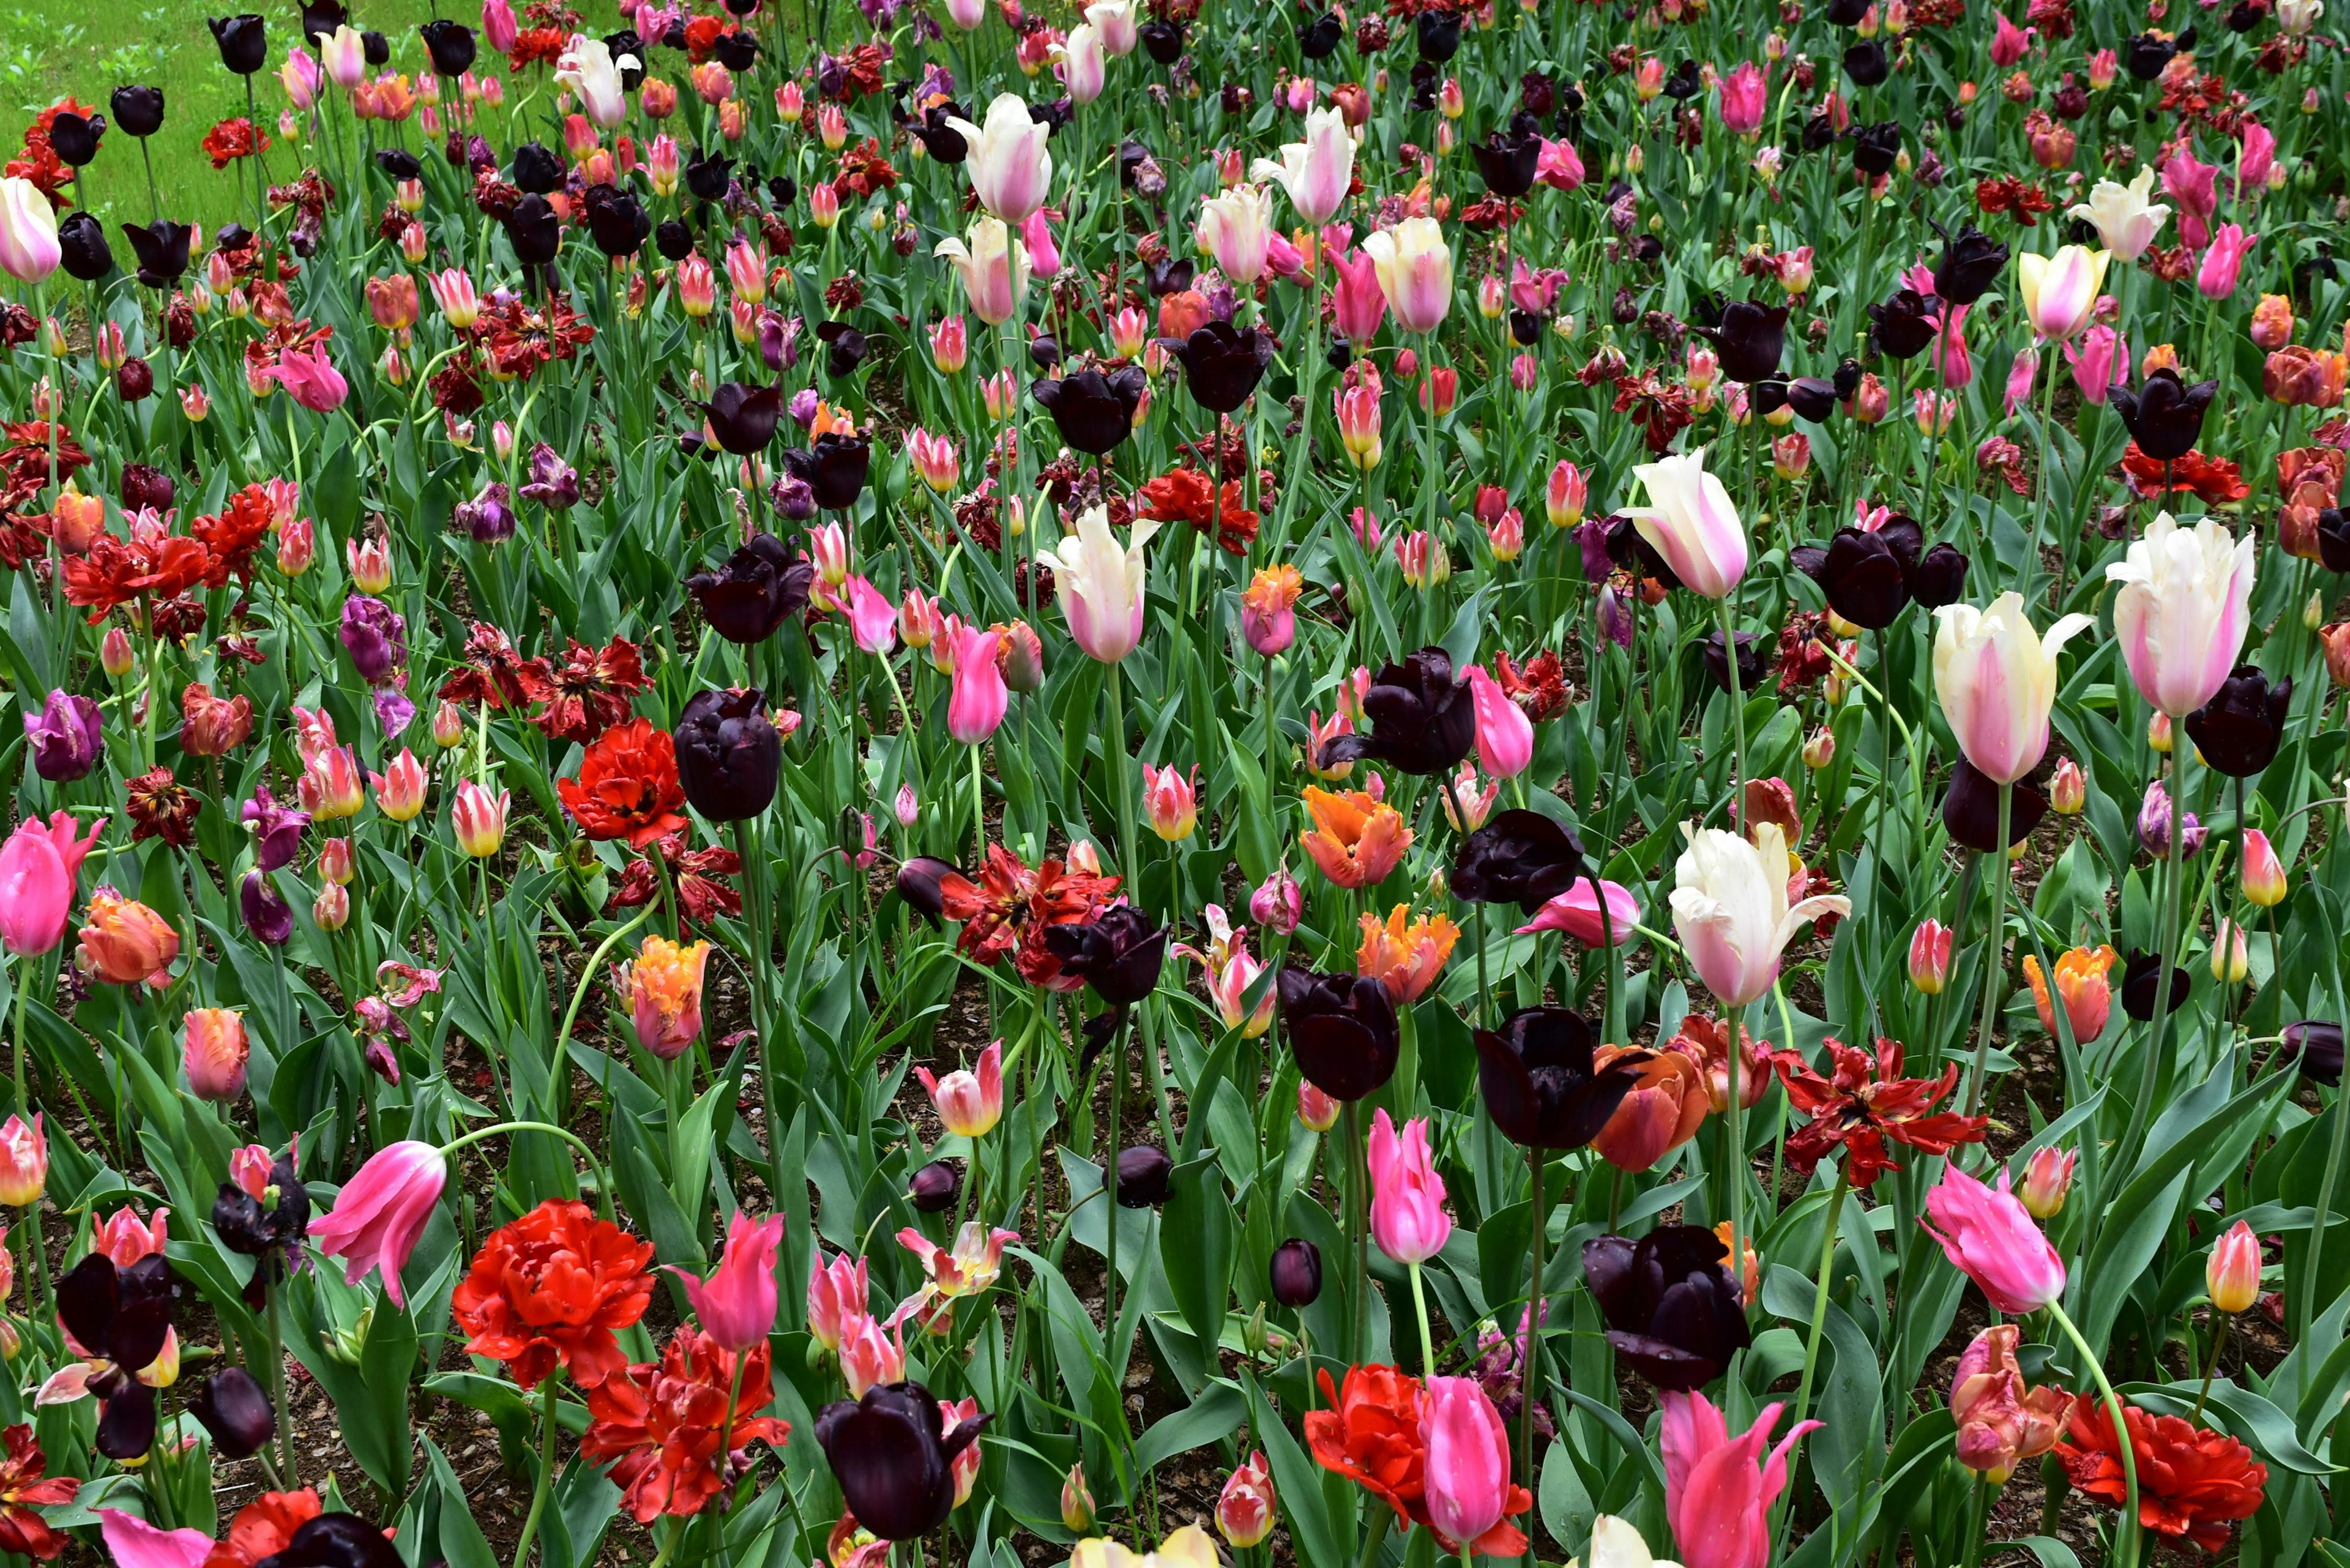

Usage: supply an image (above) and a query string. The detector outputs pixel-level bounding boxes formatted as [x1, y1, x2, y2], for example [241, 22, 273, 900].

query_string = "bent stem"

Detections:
[1962, 783, 2014, 1122]
[2047, 1296, 2141, 1568]
[441, 1119, 618, 1219]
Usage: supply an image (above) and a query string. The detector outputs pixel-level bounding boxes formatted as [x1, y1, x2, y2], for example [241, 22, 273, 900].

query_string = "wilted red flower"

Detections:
[608, 832, 744, 928]
[201, 117, 270, 170]
[1493, 649, 1567, 722]
[1777, 610, 1836, 692]
[559, 717, 690, 848]
[430, 348, 487, 416]
[582, 1329, 791, 1523]
[477, 293, 595, 381]
[1305, 1365, 1428, 1530]
[532, 637, 649, 744]
[2121, 444, 2251, 505]
[1, 422, 91, 515]
[826, 41, 890, 99]
[0, 1424, 79, 1559]
[1140, 466, 1259, 556]
[832, 138, 900, 200]
[439, 622, 554, 711]
[1774, 1037, 1987, 1189]
[1974, 176, 2056, 224]
[126, 766, 203, 847]
[2058, 1402, 2267, 1553]
[61, 531, 211, 620]
[193, 483, 278, 587]
[927, 842, 1121, 990]
[452, 1198, 657, 1390]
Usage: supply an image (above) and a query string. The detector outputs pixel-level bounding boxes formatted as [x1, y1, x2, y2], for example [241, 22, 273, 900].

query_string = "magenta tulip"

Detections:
[1662, 1390, 1822, 1568]
[1368, 1108, 1451, 1264]
[1920, 1162, 2066, 1313]
[309, 1140, 448, 1306]
[670, 1209, 785, 1353]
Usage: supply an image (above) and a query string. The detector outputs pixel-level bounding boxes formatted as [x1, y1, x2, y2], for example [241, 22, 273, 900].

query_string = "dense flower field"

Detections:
[0, 0, 2348, 1562]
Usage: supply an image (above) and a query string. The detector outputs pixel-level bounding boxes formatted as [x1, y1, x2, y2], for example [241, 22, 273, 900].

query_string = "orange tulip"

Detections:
[1356, 905, 1461, 1004]
[1300, 786, 1412, 889]
[76, 889, 181, 988]
[2022, 944, 2118, 1042]
[1592, 1045, 1710, 1172]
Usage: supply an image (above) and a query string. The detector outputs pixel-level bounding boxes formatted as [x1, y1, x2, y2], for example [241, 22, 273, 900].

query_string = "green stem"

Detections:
[440, 1119, 617, 1217]
[2046, 1297, 2141, 1568]
[510, 1372, 559, 1568]
[267, 1278, 299, 1486]
[1520, 1144, 1545, 1487]
[1408, 1260, 1437, 1375]
[1963, 784, 2015, 1122]
[1346, 1097, 1368, 1364]
[1788, 1164, 1851, 1429]
[2120, 742, 2188, 1163]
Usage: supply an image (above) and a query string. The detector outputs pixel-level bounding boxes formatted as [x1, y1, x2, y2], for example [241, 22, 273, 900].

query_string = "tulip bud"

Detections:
[2207, 1219, 2261, 1314]
[102, 626, 136, 678]
[2147, 711, 2173, 753]
[431, 699, 468, 749]
[181, 384, 211, 422]
[893, 783, 919, 828]
[318, 837, 356, 885]
[2212, 919, 2250, 984]
[1803, 725, 1835, 769]
[909, 1158, 960, 1211]
[2242, 829, 2287, 907]
[2048, 757, 2087, 815]
[1061, 1465, 1096, 1533]
[2020, 1145, 2078, 1218]
[1297, 1079, 1340, 1131]
[452, 779, 509, 856]
[276, 517, 316, 576]
[2310, 591, 2329, 632]
[1218, 1455, 1277, 1550]
[1546, 459, 1587, 529]
[1909, 919, 1953, 995]
[313, 882, 351, 931]
[347, 537, 394, 594]
[1269, 1238, 1322, 1307]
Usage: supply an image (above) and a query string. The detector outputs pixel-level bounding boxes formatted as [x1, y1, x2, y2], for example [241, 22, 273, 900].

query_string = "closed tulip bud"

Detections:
[183, 1007, 249, 1101]
[0, 1114, 45, 1206]
[1772, 432, 1811, 479]
[2049, 757, 2087, 815]
[313, 882, 350, 931]
[893, 784, 919, 828]
[810, 181, 840, 228]
[452, 780, 509, 856]
[1061, 1466, 1095, 1533]
[102, 625, 135, 677]
[1803, 725, 1836, 769]
[2212, 919, 2250, 983]
[181, 383, 210, 422]
[2308, 591, 2327, 631]
[2252, 293, 2295, 350]
[1476, 274, 1507, 319]
[2207, 1219, 2261, 1313]
[908, 428, 959, 493]
[2242, 829, 2287, 906]
[2020, 1145, 2078, 1217]
[2148, 711, 2174, 753]
[347, 537, 393, 593]
[1546, 459, 1587, 529]
[1143, 763, 1199, 841]
[1909, 919, 1953, 994]
[431, 700, 468, 749]
[1298, 1079, 1341, 1131]
[1218, 1455, 1277, 1548]
[1251, 866, 1304, 934]
[316, 837, 354, 886]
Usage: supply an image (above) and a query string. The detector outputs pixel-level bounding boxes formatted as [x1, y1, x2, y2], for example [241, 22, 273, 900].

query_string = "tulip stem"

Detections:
[2024, 340, 2061, 605]
[1958, 1474, 1991, 1568]
[2294, 961, 2350, 1342]
[1716, 599, 1749, 827]
[1787, 1162, 1851, 1439]
[2192, 1309, 2229, 1424]
[2121, 742, 2188, 1167]
[441, 1119, 616, 1219]
[1406, 1260, 1436, 1374]
[511, 1371, 559, 1568]
[1520, 1144, 1545, 1491]
[266, 1273, 299, 1487]
[2046, 1296, 2141, 1568]
[1346, 1096, 1368, 1365]
[1962, 784, 2013, 1123]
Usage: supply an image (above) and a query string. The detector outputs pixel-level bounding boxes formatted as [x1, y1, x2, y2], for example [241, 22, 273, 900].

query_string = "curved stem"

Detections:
[551, 906, 655, 1070]
[2046, 1297, 2141, 1568]
[440, 1119, 617, 1217]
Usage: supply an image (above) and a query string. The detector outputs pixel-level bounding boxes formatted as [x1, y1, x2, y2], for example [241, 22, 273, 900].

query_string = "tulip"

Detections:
[1198, 183, 1275, 288]
[2016, 244, 2111, 340]
[1909, 919, 1953, 995]
[1217, 1452, 1275, 1548]
[2163, 147, 2220, 247]
[322, 24, 367, 88]
[314, 884, 351, 931]
[182, 1009, 249, 1101]
[556, 34, 635, 127]
[666, 1210, 783, 1354]
[1367, 1108, 1451, 1264]
[0, 177, 63, 284]
[308, 1140, 446, 1306]
[946, 623, 1009, 744]
[280, 46, 323, 110]
[674, 687, 783, 820]
[267, 345, 349, 412]
[1922, 1162, 2066, 1312]
[1329, 244, 1388, 346]
[2020, 1146, 2078, 1219]
[2207, 1219, 2261, 1313]
[1047, 506, 1160, 663]
[2212, 919, 2250, 983]
[950, 94, 1053, 223]
[1061, 1465, 1097, 1532]
[1360, 217, 1454, 335]
[1141, 763, 1199, 841]
[23, 690, 102, 783]
[806, 1253, 868, 1356]
[1240, 565, 1302, 655]
[2198, 223, 2258, 299]
[1717, 61, 1766, 133]
[2242, 829, 2288, 906]
[1056, 23, 1106, 102]
[1950, 1326, 2072, 1484]
[1660, 1390, 1821, 1568]
[626, 935, 711, 1060]
[817, 1381, 989, 1542]
[1252, 107, 1354, 227]
[2107, 513, 2256, 718]
[1547, 460, 1588, 529]
[1670, 824, 1850, 1009]
[2023, 944, 2117, 1043]
[1931, 594, 2096, 783]
[1515, 878, 1642, 947]
[1420, 1376, 1527, 1555]
[919, 1040, 1004, 1138]
[2068, 168, 2169, 261]
[933, 216, 1030, 327]
[1464, 665, 1533, 779]
[451, 780, 509, 856]
[77, 889, 179, 987]
[1335, 381, 1382, 469]
[1621, 446, 1747, 599]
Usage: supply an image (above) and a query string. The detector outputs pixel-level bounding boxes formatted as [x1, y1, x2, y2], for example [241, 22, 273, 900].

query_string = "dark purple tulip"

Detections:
[1270, 1239, 1323, 1306]
[1114, 1144, 1174, 1207]
[1474, 1006, 1643, 1149]
[1701, 629, 1772, 695]
[1042, 905, 1168, 1006]
[583, 182, 651, 258]
[211, 1150, 308, 1291]
[1582, 1226, 1751, 1391]
[241, 870, 293, 946]
[1930, 217, 2009, 305]
[49, 110, 104, 166]
[188, 1367, 276, 1458]
[2121, 949, 2193, 1022]
[419, 18, 477, 75]
[2185, 665, 2290, 778]
[896, 857, 961, 923]
[2110, 368, 2218, 463]
[24, 690, 103, 782]
[241, 787, 310, 872]
[782, 431, 871, 510]
[1691, 301, 1787, 385]
[519, 442, 579, 509]
[455, 480, 516, 542]
[1316, 648, 1477, 777]
[1162, 321, 1274, 414]
[816, 1381, 990, 1541]
[338, 596, 406, 684]
[1869, 289, 1941, 360]
[58, 214, 114, 283]
[1912, 542, 1969, 608]
[252, 1514, 405, 1568]
[58, 1253, 174, 1459]
[1032, 366, 1147, 456]
[1452, 810, 1589, 913]
[111, 85, 165, 138]
[510, 141, 564, 194]
[122, 220, 192, 289]
[688, 532, 813, 644]
[121, 461, 176, 513]
[699, 383, 785, 455]
[1277, 967, 1400, 1100]
[674, 687, 782, 821]
[207, 14, 269, 74]
[504, 193, 561, 266]
[1471, 124, 1542, 198]
[1941, 756, 2049, 853]
[1851, 119, 1901, 175]
[2284, 1021, 2344, 1086]
[908, 1161, 960, 1212]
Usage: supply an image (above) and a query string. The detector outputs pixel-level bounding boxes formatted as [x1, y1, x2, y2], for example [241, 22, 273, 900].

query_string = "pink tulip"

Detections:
[669, 1209, 785, 1353]
[0, 815, 77, 955]
[842, 575, 898, 655]
[2003, 345, 2039, 419]
[98, 1510, 212, 1568]
[1536, 137, 1586, 191]
[2062, 324, 2129, 405]
[1920, 1162, 2066, 1313]
[840, 1310, 907, 1395]
[2106, 513, 2256, 718]
[2198, 223, 2258, 299]
[267, 345, 350, 412]
[1990, 10, 2033, 65]
[946, 623, 1009, 744]
[1022, 209, 1062, 280]
[1465, 665, 1534, 778]
[1716, 62, 1766, 135]
[1368, 1108, 1452, 1265]
[1661, 1390, 1822, 1568]
[2234, 120, 2276, 197]
[482, 0, 520, 53]
[1330, 245, 1388, 345]
[2162, 147, 2220, 249]
[1420, 1376, 1529, 1555]
[807, 1251, 869, 1351]
[1516, 878, 1643, 946]
[309, 1140, 447, 1306]
[2207, 1218, 2262, 1313]
[918, 1040, 1004, 1138]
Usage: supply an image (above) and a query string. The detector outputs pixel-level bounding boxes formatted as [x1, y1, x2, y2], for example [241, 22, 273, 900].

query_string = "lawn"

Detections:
[5, 0, 623, 231]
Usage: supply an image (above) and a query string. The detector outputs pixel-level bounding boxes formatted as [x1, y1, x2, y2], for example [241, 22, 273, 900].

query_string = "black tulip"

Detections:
[58, 1252, 175, 1459]
[362, 31, 389, 65]
[1042, 905, 1168, 1006]
[1509, 309, 1540, 346]
[1029, 97, 1074, 136]
[1662, 59, 1703, 100]
[1843, 40, 1890, 87]
[1297, 10, 1343, 55]
[1141, 18, 1184, 61]
[1605, 512, 1684, 590]
[1799, 110, 1838, 152]
[698, 383, 784, 455]
[817, 1382, 990, 1541]
[420, 19, 477, 76]
[908, 1161, 960, 1211]
[688, 532, 813, 644]
[2121, 948, 2192, 1021]
[1786, 376, 1840, 422]
[1146, 258, 1195, 297]
[1869, 289, 1942, 360]
[1269, 1239, 1322, 1307]
[1941, 755, 2049, 853]
[674, 687, 783, 821]
[1809, 515, 1924, 629]
[1691, 300, 1788, 385]
[188, 1368, 277, 1459]
[512, 141, 565, 195]
[1851, 120, 1901, 176]
[208, 14, 268, 74]
[816, 319, 869, 378]
[1277, 968, 1400, 1100]
[606, 31, 647, 91]
[1751, 379, 1792, 421]
[121, 219, 193, 288]
[2109, 368, 2218, 463]
[584, 183, 651, 258]
[1931, 217, 2010, 305]
[1029, 335, 1062, 371]
[300, 0, 343, 41]
[504, 193, 561, 267]
[895, 857, 961, 923]
[1117, 140, 1151, 189]
[1326, 338, 1355, 371]
[253, 1514, 403, 1568]
[714, 30, 759, 70]
[687, 147, 737, 202]
[1032, 366, 1147, 456]
[1163, 321, 1274, 414]
[1452, 810, 1588, 913]
[1912, 542, 1969, 608]
[2125, 31, 2180, 78]
[655, 218, 696, 261]
[1316, 648, 1476, 777]
[1472, 125, 1542, 198]
[1701, 629, 1772, 695]
[1416, 9, 1462, 60]
[909, 104, 969, 162]
[1474, 1006, 1643, 1149]
[769, 175, 800, 206]
[1114, 1145, 1174, 1207]
[111, 84, 165, 138]
[2284, 1021, 2344, 1086]
[49, 111, 103, 168]
[1825, 0, 1868, 21]
[2316, 509, 2350, 574]
[1582, 1226, 1751, 1390]
[2185, 665, 2290, 778]
[58, 214, 114, 283]
[1833, 358, 1863, 400]
[375, 147, 422, 181]
[783, 431, 873, 511]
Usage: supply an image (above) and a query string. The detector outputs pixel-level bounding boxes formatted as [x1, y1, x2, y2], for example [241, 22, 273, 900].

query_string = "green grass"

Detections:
[6, 0, 613, 232]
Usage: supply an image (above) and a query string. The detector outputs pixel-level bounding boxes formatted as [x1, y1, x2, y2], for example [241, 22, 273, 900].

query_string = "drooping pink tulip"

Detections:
[1516, 878, 1643, 946]
[1920, 1162, 2067, 1313]
[1990, 10, 2033, 65]
[1021, 209, 1062, 280]
[1420, 1376, 1530, 1555]
[670, 1209, 785, 1353]
[1535, 137, 1586, 191]
[946, 623, 1009, 744]
[1367, 1108, 1451, 1265]
[2234, 120, 2276, 197]
[309, 1139, 448, 1306]
[1464, 665, 1534, 779]
[267, 344, 350, 412]
[2198, 223, 2258, 299]
[1660, 1390, 1822, 1568]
